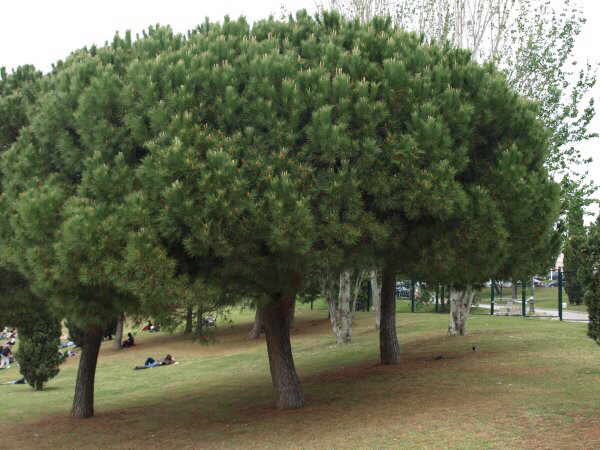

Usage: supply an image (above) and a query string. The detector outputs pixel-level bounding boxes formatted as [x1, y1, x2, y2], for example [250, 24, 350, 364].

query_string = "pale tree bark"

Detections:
[380, 267, 400, 364]
[447, 285, 476, 336]
[248, 307, 264, 340]
[370, 270, 381, 330]
[262, 293, 304, 409]
[329, 270, 353, 344]
[327, 270, 366, 344]
[71, 326, 103, 418]
[114, 315, 124, 350]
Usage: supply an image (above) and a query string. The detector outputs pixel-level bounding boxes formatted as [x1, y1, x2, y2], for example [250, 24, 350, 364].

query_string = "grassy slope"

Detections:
[2, 306, 599, 449]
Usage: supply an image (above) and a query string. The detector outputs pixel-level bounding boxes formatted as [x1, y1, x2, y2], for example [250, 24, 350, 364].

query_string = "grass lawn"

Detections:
[2, 306, 599, 449]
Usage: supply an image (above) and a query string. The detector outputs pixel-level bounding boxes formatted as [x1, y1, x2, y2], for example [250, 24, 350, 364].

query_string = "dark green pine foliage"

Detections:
[0, 65, 63, 391]
[563, 202, 586, 305]
[0, 29, 185, 417]
[580, 216, 600, 344]
[0, 65, 42, 152]
[127, 11, 559, 402]
[15, 312, 62, 391]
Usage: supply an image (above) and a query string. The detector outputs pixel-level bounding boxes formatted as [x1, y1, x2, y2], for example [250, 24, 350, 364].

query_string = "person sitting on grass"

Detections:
[0, 345, 12, 369]
[122, 332, 135, 348]
[134, 354, 177, 370]
[141, 321, 152, 332]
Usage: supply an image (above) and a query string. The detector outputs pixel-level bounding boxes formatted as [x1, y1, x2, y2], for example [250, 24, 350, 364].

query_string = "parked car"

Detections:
[395, 281, 410, 298]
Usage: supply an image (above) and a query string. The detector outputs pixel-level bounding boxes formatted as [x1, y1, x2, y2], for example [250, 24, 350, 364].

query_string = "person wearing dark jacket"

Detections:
[122, 333, 135, 348]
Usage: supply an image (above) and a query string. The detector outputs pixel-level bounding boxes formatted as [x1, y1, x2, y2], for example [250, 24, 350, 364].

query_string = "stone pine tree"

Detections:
[128, 14, 405, 406]
[0, 65, 64, 390]
[580, 215, 600, 345]
[0, 30, 184, 417]
[307, 8, 561, 339]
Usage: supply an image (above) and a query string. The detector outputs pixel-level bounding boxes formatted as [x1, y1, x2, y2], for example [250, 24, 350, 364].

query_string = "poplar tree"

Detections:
[563, 199, 587, 305]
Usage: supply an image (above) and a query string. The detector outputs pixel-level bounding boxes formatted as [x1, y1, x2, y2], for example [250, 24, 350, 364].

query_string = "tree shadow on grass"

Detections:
[5, 333, 519, 449]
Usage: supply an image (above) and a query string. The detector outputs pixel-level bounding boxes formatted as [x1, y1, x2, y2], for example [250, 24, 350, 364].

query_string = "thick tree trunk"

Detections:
[328, 271, 353, 344]
[447, 285, 476, 336]
[114, 315, 124, 350]
[370, 270, 381, 330]
[288, 297, 296, 328]
[184, 305, 193, 334]
[380, 267, 400, 365]
[71, 326, 103, 418]
[262, 294, 304, 409]
[248, 307, 264, 340]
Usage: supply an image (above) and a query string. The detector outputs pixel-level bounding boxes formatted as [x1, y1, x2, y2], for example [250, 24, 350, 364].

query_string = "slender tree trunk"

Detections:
[71, 326, 103, 418]
[328, 270, 353, 344]
[380, 267, 400, 364]
[195, 305, 204, 336]
[262, 293, 304, 409]
[448, 285, 476, 336]
[184, 305, 193, 334]
[248, 307, 264, 340]
[114, 315, 124, 350]
[370, 270, 381, 330]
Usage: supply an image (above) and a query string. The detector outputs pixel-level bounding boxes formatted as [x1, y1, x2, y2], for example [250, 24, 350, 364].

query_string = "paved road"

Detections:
[477, 303, 589, 322]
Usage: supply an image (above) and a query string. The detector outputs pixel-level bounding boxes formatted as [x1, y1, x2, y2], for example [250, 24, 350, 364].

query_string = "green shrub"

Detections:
[15, 315, 62, 391]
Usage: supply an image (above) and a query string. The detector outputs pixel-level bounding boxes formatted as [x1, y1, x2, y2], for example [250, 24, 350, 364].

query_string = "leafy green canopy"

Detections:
[15, 313, 62, 391]
[0, 29, 186, 329]
[581, 216, 600, 344]
[564, 203, 586, 305]
[127, 12, 558, 297]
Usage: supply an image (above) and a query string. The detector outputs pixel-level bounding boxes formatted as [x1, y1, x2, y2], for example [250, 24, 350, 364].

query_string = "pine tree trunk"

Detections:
[248, 307, 264, 340]
[195, 305, 204, 336]
[448, 285, 475, 336]
[370, 270, 381, 330]
[184, 306, 193, 334]
[114, 315, 124, 350]
[288, 297, 296, 327]
[380, 267, 400, 365]
[262, 294, 304, 409]
[71, 326, 103, 418]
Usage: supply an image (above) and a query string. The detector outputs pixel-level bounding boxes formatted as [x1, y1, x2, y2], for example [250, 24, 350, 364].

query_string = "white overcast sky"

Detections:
[2, 0, 599, 216]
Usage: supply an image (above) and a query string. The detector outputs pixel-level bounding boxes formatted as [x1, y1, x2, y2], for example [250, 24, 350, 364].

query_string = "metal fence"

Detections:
[392, 270, 588, 322]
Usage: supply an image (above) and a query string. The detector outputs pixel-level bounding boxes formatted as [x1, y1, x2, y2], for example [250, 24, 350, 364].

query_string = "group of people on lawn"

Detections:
[1, 321, 177, 384]
[0, 328, 16, 369]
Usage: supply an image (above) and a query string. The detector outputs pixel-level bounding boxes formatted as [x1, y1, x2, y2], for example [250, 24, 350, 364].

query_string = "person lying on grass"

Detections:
[1, 377, 25, 385]
[134, 354, 177, 370]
